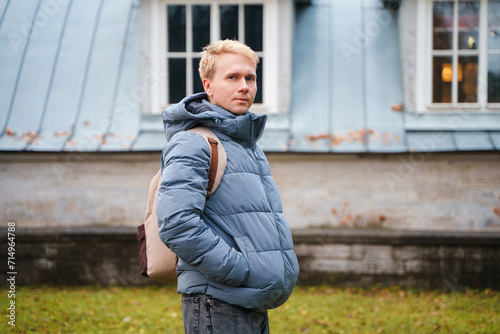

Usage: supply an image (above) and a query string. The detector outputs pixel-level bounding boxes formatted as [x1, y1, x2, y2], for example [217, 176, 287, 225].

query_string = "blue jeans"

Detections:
[181, 294, 270, 334]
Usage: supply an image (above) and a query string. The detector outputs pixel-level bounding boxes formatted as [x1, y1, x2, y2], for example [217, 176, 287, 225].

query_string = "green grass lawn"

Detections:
[3, 285, 498, 333]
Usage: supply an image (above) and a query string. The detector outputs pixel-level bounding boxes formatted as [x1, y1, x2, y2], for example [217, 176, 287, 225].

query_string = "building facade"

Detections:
[1, 0, 499, 287]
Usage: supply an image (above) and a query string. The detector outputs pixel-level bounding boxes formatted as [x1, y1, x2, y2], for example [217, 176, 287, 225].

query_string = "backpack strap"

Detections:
[188, 127, 227, 197]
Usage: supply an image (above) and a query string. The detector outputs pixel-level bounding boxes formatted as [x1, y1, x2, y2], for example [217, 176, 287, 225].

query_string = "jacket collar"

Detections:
[163, 93, 267, 147]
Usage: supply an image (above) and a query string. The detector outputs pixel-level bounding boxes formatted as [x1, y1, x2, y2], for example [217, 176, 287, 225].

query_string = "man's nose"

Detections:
[238, 78, 249, 92]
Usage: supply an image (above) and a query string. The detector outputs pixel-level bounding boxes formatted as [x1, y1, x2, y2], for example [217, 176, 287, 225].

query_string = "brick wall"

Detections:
[271, 152, 500, 231]
[1, 151, 499, 231]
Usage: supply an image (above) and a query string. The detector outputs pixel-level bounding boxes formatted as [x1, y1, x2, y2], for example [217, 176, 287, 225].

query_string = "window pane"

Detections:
[488, 55, 500, 102]
[433, 1, 454, 50]
[192, 58, 204, 94]
[433, 56, 453, 103]
[168, 5, 186, 52]
[220, 5, 238, 41]
[458, 1, 479, 50]
[255, 57, 263, 104]
[192, 5, 210, 52]
[488, 0, 500, 50]
[168, 58, 186, 103]
[457, 56, 478, 103]
[244, 5, 263, 52]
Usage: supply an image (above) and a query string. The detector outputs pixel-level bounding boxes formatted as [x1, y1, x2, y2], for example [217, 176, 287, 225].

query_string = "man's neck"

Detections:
[202, 99, 247, 118]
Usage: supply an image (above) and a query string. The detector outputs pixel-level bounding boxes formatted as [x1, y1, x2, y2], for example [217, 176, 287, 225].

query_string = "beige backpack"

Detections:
[137, 127, 227, 283]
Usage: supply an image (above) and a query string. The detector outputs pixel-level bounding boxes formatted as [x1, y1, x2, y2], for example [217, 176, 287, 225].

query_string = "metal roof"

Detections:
[0, 0, 498, 153]
[0, 0, 143, 152]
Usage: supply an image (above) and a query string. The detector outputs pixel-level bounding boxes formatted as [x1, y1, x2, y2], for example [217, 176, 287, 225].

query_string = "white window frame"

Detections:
[141, 0, 293, 115]
[411, 0, 500, 113]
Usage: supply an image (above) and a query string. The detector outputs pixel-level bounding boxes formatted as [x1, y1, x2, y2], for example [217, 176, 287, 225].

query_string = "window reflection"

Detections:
[458, 1, 479, 50]
[193, 58, 204, 94]
[433, 1, 454, 50]
[458, 56, 478, 103]
[433, 56, 453, 103]
[488, 1, 500, 103]
[169, 58, 186, 103]
[488, 0, 500, 50]
[168, 5, 186, 52]
[255, 57, 263, 104]
[192, 5, 210, 52]
[220, 5, 238, 41]
[488, 55, 500, 102]
[244, 5, 263, 52]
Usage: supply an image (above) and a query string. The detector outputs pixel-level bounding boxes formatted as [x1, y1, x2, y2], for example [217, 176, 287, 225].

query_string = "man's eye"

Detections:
[228, 76, 235, 80]
[246, 77, 255, 81]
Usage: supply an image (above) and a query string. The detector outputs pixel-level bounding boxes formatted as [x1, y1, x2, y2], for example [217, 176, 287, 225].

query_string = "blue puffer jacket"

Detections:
[157, 93, 299, 311]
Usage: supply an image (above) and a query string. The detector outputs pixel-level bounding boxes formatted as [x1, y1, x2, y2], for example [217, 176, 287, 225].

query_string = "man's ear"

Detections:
[203, 78, 213, 98]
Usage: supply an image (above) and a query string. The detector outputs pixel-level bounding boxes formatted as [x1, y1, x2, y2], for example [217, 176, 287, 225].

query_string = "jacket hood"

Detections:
[162, 93, 268, 146]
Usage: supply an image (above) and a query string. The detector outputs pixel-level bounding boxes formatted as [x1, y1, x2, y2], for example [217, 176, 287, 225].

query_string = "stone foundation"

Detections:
[1, 228, 498, 289]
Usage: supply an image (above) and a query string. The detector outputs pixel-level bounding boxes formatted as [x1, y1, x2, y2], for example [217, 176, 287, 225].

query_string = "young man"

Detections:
[157, 40, 299, 334]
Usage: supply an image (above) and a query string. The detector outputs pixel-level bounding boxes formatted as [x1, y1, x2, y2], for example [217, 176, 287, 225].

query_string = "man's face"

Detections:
[203, 53, 257, 116]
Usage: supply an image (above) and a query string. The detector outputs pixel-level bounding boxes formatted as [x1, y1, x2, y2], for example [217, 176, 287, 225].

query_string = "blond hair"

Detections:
[198, 39, 259, 80]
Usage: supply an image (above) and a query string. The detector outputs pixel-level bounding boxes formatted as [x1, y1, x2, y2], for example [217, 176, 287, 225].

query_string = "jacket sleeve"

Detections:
[157, 131, 249, 287]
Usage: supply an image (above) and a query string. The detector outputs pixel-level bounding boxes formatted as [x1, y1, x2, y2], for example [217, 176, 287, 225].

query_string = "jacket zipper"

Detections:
[249, 121, 288, 293]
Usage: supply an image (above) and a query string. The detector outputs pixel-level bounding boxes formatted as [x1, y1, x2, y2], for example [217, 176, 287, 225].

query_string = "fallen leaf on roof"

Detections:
[391, 103, 404, 112]
[54, 131, 68, 137]
[23, 131, 39, 144]
[370, 130, 380, 138]
[493, 207, 500, 217]
[5, 127, 15, 136]
[382, 133, 392, 144]
[93, 134, 104, 141]
[83, 121, 89, 126]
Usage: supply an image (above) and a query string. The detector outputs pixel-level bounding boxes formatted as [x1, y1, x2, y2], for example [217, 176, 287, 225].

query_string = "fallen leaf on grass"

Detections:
[313, 318, 330, 327]
[297, 307, 308, 316]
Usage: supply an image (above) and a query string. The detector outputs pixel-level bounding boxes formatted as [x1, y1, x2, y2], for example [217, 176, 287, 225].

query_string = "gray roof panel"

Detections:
[453, 131, 495, 151]
[490, 132, 500, 150]
[0, 0, 39, 137]
[405, 113, 500, 131]
[0, 0, 498, 153]
[364, 5, 406, 153]
[67, 0, 135, 152]
[133, 132, 166, 151]
[406, 131, 456, 152]
[289, 3, 332, 152]
[329, 0, 366, 153]
[33, 0, 104, 151]
[1, 0, 72, 151]
[101, 0, 141, 151]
